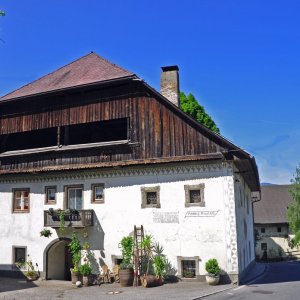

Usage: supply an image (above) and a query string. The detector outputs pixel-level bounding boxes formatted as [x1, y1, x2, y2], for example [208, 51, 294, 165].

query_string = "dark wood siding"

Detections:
[0, 85, 226, 173]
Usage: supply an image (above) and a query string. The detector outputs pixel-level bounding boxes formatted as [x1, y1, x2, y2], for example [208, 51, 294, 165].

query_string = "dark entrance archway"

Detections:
[44, 238, 72, 280]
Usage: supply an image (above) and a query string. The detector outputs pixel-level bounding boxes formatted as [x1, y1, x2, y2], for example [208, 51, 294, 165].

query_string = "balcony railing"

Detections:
[44, 210, 94, 228]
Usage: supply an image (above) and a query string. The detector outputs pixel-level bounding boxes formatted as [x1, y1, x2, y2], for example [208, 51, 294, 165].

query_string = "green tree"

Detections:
[287, 165, 300, 246]
[180, 92, 220, 134]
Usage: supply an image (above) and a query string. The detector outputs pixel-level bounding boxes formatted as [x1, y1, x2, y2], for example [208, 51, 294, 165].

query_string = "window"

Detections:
[261, 243, 267, 251]
[184, 184, 205, 207]
[246, 195, 249, 214]
[182, 260, 196, 278]
[13, 189, 30, 213]
[45, 186, 57, 204]
[65, 185, 83, 210]
[91, 184, 105, 203]
[261, 228, 265, 234]
[141, 186, 160, 208]
[177, 256, 199, 278]
[62, 118, 128, 146]
[277, 227, 282, 233]
[13, 247, 26, 265]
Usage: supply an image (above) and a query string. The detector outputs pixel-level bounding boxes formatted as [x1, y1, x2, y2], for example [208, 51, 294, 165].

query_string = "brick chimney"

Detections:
[160, 65, 180, 107]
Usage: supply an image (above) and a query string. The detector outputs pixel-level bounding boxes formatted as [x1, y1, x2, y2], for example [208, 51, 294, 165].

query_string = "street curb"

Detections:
[191, 284, 237, 300]
[240, 263, 268, 286]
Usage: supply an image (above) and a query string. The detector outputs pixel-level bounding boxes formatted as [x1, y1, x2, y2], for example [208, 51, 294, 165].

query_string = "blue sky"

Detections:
[0, 0, 299, 184]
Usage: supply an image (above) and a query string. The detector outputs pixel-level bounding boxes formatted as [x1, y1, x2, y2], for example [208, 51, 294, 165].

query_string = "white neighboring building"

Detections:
[0, 53, 260, 283]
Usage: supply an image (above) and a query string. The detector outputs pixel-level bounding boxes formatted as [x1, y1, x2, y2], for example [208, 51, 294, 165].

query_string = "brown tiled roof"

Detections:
[254, 185, 293, 224]
[0, 52, 134, 101]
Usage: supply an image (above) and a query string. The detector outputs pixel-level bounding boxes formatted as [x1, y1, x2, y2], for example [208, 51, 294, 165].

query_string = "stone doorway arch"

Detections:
[44, 237, 72, 280]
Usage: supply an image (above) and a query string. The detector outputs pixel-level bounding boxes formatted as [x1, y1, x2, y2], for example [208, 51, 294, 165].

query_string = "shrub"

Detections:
[205, 258, 220, 276]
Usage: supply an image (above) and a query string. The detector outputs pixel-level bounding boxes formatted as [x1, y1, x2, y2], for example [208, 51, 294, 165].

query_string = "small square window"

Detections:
[91, 184, 105, 203]
[141, 186, 160, 208]
[261, 243, 267, 251]
[13, 247, 26, 265]
[45, 186, 57, 204]
[277, 227, 281, 233]
[184, 184, 205, 207]
[13, 189, 30, 213]
[261, 228, 265, 234]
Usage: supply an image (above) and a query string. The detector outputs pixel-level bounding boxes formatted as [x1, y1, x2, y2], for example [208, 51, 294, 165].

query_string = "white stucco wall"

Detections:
[0, 161, 248, 279]
[233, 171, 255, 276]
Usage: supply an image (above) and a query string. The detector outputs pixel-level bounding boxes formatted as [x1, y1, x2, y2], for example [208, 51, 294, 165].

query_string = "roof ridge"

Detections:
[0, 52, 134, 100]
[0, 52, 95, 100]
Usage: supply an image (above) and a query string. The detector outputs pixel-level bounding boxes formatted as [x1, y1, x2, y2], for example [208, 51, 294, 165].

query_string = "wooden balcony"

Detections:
[44, 210, 94, 228]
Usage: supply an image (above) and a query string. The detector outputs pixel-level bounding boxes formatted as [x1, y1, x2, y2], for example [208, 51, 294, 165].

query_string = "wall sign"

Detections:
[153, 212, 179, 223]
[185, 210, 219, 218]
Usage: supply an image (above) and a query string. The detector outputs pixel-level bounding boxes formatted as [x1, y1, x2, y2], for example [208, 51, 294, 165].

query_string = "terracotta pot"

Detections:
[141, 275, 157, 288]
[71, 269, 82, 284]
[205, 274, 220, 285]
[119, 268, 134, 287]
[82, 275, 93, 287]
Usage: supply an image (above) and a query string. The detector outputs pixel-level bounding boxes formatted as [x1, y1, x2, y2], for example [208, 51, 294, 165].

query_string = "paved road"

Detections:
[204, 261, 300, 300]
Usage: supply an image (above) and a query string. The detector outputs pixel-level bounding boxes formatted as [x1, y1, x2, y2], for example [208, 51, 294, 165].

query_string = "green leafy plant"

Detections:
[183, 270, 195, 278]
[205, 258, 221, 276]
[141, 235, 153, 276]
[80, 263, 92, 276]
[153, 255, 166, 279]
[68, 233, 82, 272]
[119, 236, 133, 269]
[40, 228, 52, 238]
[59, 210, 65, 233]
[16, 254, 38, 280]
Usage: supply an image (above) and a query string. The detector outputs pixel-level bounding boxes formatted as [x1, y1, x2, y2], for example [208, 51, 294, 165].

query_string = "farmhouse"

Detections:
[0, 52, 259, 283]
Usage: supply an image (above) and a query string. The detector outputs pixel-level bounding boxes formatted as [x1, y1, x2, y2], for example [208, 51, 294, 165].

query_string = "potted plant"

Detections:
[16, 255, 39, 281]
[40, 228, 52, 238]
[68, 233, 82, 284]
[119, 236, 134, 287]
[141, 235, 156, 287]
[205, 258, 221, 285]
[183, 270, 195, 278]
[153, 255, 166, 285]
[80, 263, 93, 286]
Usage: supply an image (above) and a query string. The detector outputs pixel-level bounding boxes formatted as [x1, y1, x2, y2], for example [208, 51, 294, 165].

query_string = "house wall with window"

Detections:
[0, 161, 249, 282]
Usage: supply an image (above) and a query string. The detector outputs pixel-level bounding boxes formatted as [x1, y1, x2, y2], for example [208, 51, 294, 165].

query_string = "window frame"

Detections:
[184, 184, 205, 207]
[141, 186, 161, 208]
[91, 183, 105, 204]
[64, 184, 84, 210]
[13, 246, 27, 268]
[177, 256, 199, 279]
[261, 243, 267, 251]
[45, 186, 57, 205]
[12, 188, 30, 213]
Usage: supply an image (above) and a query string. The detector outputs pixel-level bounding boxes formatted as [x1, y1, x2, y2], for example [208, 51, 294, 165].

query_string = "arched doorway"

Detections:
[44, 238, 72, 280]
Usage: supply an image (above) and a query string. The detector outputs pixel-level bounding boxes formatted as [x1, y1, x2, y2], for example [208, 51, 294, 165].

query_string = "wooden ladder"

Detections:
[133, 225, 145, 286]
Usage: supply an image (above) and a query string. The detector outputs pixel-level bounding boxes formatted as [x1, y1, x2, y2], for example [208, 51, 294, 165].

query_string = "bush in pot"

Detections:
[205, 258, 221, 285]
[80, 263, 93, 286]
[153, 255, 166, 285]
[119, 236, 134, 287]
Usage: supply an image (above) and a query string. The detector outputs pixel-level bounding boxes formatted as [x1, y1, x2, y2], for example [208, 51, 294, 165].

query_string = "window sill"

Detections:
[185, 202, 206, 208]
[13, 210, 29, 213]
[0, 140, 131, 158]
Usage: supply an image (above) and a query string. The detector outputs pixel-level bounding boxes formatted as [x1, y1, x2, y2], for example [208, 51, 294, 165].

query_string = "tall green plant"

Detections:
[288, 165, 300, 246]
[68, 233, 82, 272]
[119, 236, 133, 269]
[141, 235, 153, 276]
